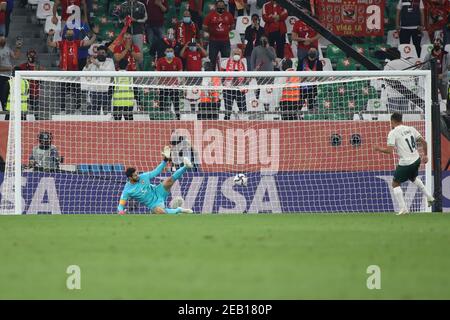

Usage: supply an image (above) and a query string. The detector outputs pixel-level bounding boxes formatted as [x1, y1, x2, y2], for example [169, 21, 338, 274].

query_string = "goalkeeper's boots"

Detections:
[183, 157, 193, 169]
[162, 146, 171, 161]
[396, 208, 409, 216]
[180, 208, 194, 214]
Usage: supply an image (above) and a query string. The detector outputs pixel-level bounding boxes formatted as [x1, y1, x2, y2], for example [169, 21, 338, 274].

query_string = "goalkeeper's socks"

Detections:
[413, 178, 434, 200]
[165, 207, 182, 214]
[172, 166, 187, 181]
[393, 186, 407, 212]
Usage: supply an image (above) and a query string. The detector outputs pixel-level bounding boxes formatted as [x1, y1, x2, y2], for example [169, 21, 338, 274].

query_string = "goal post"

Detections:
[0, 70, 435, 214]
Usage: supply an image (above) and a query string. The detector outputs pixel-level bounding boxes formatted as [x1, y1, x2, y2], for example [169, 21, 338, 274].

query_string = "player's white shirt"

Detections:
[387, 124, 422, 166]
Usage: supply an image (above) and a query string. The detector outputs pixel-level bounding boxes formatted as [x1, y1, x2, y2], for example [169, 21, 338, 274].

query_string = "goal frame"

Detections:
[6, 70, 433, 215]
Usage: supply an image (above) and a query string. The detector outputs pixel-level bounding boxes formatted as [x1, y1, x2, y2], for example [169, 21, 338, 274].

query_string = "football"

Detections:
[233, 173, 248, 186]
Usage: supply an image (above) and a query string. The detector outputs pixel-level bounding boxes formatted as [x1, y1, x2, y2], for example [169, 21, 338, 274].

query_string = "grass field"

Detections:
[1, 213, 450, 299]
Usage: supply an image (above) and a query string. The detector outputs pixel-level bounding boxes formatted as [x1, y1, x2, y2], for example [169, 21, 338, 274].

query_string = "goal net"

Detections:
[0, 70, 432, 214]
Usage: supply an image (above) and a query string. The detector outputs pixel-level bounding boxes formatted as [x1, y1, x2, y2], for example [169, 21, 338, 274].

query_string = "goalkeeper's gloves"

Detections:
[118, 209, 127, 215]
[162, 145, 172, 162]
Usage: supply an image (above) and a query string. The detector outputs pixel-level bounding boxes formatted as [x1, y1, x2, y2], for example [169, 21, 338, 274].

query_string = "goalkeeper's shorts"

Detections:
[148, 184, 170, 210]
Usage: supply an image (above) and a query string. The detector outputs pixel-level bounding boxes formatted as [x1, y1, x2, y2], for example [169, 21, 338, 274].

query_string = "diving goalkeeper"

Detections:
[117, 146, 193, 215]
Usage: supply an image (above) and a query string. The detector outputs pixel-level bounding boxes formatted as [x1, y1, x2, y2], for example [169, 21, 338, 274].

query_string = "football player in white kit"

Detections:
[374, 112, 435, 215]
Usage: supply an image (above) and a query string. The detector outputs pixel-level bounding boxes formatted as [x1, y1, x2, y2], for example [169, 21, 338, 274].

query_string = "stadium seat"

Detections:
[44, 15, 61, 34]
[229, 30, 242, 49]
[398, 44, 418, 59]
[36, 1, 54, 22]
[28, 0, 39, 5]
[77, 164, 90, 173]
[420, 31, 430, 46]
[285, 16, 299, 34]
[320, 58, 333, 71]
[336, 58, 357, 71]
[113, 164, 125, 173]
[303, 113, 328, 120]
[91, 164, 101, 173]
[419, 44, 434, 60]
[386, 30, 400, 47]
[236, 16, 251, 35]
[102, 165, 113, 172]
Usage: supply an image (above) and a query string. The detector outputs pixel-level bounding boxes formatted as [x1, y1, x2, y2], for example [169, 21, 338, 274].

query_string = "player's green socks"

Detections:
[165, 207, 182, 214]
[393, 186, 407, 211]
[172, 166, 187, 181]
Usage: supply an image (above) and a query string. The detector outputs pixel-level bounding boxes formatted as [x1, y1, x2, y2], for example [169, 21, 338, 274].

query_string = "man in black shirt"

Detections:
[243, 14, 265, 71]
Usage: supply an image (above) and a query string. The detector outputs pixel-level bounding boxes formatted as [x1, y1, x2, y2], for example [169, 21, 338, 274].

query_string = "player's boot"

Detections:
[427, 197, 435, 207]
[162, 146, 171, 160]
[183, 157, 193, 169]
[396, 208, 409, 215]
[179, 208, 194, 214]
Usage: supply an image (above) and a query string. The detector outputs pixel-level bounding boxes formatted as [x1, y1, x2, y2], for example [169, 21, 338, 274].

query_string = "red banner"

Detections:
[424, 0, 450, 36]
[315, 0, 385, 36]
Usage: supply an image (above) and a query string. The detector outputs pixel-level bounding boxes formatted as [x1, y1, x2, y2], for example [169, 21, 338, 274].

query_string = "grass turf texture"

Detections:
[0, 213, 450, 299]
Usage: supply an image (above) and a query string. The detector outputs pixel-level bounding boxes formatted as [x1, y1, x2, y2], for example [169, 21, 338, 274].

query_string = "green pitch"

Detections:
[1, 213, 450, 299]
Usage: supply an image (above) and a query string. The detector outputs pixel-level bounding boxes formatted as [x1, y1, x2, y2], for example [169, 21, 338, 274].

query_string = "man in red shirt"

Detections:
[176, 10, 199, 48]
[262, 0, 288, 58]
[143, 0, 168, 45]
[113, 32, 143, 71]
[18, 49, 45, 119]
[47, 28, 96, 112]
[175, 0, 204, 31]
[180, 40, 206, 71]
[156, 48, 183, 119]
[291, 19, 320, 64]
[52, 0, 88, 32]
[203, 0, 235, 70]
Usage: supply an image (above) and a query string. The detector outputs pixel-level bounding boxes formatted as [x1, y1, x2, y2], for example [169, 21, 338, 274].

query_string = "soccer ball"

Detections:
[233, 173, 248, 186]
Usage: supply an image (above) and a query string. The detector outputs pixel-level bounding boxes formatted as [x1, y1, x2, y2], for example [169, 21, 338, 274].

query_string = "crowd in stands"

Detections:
[0, 0, 449, 120]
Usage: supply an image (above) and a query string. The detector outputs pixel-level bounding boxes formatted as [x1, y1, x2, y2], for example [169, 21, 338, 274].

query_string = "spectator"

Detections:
[156, 47, 183, 119]
[229, 0, 247, 17]
[5, 0, 12, 37]
[62, 22, 97, 70]
[444, 11, 450, 46]
[0, 1, 6, 37]
[176, 10, 199, 48]
[180, 39, 206, 71]
[198, 75, 221, 120]
[292, 19, 320, 64]
[143, 0, 168, 45]
[83, 46, 115, 115]
[52, 0, 88, 34]
[47, 28, 97, 112]
[0, 33, 21, 114]
[18, 49, 45, 120]
[279, 58, 301, 120]
[244, 14, 265, 71]
[424, 39, 448, 100]
[262, 0, 288, 59]
[150, 28, 178, 61]
[250, 35, 276, 100]
[112, 59, 135, 120]
[28, 131, 63, 172]
[113, 32, 143, 71]
[175, 0, 204, 32]
[298, 48, 322, 110]
[396, 0, 425, 57]
[118, 0, 147, 57]
[203, 0, 235, 70]
[4, 67, 28, 121]
[223, 48, 247, 120]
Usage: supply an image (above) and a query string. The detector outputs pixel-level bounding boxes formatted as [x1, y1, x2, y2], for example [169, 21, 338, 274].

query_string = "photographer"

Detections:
[28, 131, 63, 172]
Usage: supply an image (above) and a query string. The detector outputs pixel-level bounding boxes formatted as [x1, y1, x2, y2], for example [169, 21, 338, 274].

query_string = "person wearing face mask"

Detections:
[298, 48, 323, 110]
[48, 28, 96, 113]
[223, 48, 247, 120]
[292, 19, 320, 64]
[175, 0, 204, 31]
[119, 0, 148, 56]
[244, 14, 265, 71]
[424, 39, 449, 100]
[18, 49, 45, 119]
[0, 33, 21, 115]
[156, 48, 183, 119]
[113, 32, 143, 71]
[83, 46, 116, 115]
[203, 0, 235, 70]
[262, 0, 288, 59]
[150, 28, 179, 61]
[176, 10, 199, 49]
[143, 0, 168, 45]
[180, 40, 207, 72]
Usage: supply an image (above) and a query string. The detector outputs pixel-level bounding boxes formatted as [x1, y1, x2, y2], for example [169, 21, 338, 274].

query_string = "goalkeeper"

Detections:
[117, 146, 193, 215]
